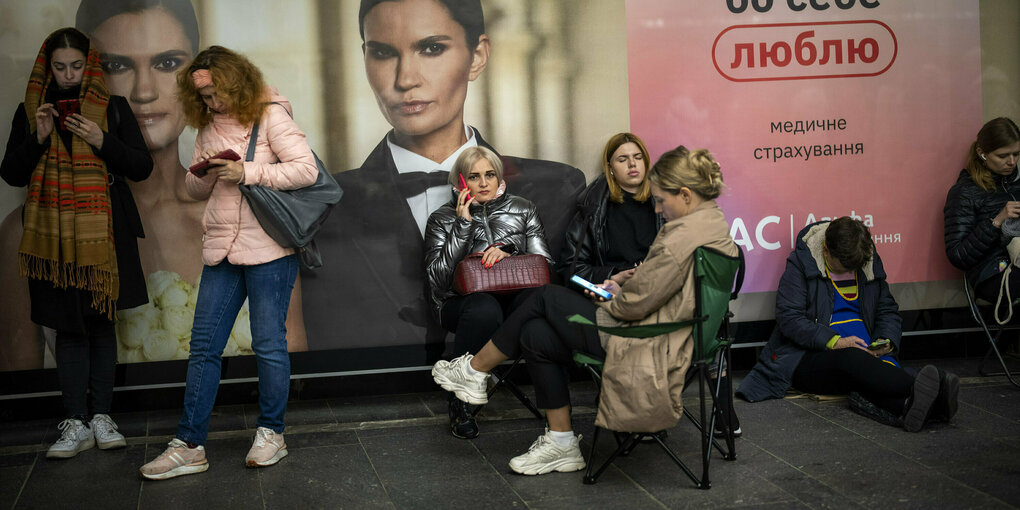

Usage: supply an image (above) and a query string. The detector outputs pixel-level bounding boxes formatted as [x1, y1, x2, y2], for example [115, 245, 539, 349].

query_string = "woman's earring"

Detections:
[980, 153, 988, 161]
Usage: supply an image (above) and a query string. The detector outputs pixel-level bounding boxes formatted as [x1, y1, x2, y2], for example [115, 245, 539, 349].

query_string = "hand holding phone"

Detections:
[571, 275, 613, 300]
[458, 174, 474, 202]
[56, 99, 80, 131]
[868, 338, 890, 351]
[189, 149, 241, 177]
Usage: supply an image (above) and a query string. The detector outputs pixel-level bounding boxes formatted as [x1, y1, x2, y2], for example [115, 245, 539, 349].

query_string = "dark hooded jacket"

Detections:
[737, 221, 901, 402]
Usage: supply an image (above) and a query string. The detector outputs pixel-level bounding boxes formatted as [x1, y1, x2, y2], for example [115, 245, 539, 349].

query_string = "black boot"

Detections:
[848, 392, 902, 428]
[712, 375, 742, 438]
[448, 392, 479, 439]
[928, 369, 960, 423]
[901, 365, 940, 432]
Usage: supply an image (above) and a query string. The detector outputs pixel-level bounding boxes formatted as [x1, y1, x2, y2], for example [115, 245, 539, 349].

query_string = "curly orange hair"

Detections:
[176, 45, 267, 128]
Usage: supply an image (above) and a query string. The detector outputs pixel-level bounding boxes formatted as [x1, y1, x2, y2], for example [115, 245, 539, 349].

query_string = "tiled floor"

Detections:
[2, 357, 1019, 509]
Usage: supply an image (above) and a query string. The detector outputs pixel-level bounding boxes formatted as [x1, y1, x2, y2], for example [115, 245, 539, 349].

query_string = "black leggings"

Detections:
[440, 290, 534, 356]
[491, 285, 604, 409]
[55, 315, 117, 419]
[791, 348, 914, 416]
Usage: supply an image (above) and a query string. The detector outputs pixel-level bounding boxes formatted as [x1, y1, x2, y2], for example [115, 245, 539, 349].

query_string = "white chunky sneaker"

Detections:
[91, 414, 127, 449]
[432, 354, 489, 405]
[508, 429, 586, 475]
[246, 427, 288, 467]
[139, 439, 208, 480]
[46, 419, 96, 459]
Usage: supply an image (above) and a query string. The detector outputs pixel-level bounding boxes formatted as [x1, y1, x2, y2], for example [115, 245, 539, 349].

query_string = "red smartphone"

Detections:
[56, 99, 80, 131]
[189, 149, 241, 177]
[458, 174, 474, 203]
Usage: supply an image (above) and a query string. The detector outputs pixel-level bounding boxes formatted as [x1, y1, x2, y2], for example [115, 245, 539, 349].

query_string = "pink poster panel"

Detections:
[626, 0, 982, 292]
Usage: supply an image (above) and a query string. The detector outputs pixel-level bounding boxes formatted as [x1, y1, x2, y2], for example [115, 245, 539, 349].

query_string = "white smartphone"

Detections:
[571, 275, 613, 300]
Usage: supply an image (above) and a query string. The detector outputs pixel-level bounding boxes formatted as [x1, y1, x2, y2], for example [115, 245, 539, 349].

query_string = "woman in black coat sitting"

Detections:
[944, 117, 1020, 307]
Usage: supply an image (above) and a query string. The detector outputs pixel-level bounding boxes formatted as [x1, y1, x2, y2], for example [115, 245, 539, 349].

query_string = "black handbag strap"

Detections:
[247, 102, 292, 162]
[246, 122, 260, 162]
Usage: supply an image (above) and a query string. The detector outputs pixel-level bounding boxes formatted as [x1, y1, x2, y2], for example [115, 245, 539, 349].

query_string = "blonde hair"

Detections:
[177, 45, 267, 129]
[449, 146, 504, 186]
[601, 132, 652, 203]
[648, 146, 724, 200]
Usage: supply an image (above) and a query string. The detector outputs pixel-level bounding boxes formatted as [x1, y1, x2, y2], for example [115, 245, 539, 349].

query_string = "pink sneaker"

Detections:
[246, 427, 288, 467]
[139, 439, 208, 480]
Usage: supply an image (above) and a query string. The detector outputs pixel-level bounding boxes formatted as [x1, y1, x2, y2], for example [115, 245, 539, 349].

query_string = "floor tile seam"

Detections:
[958, 400, 1020, 423]
[747, 433, 1009, 508]
[466, 438, 530, 508]
[598, 462, 670, 509]
[354, 430, 394, 507]
[740, 439, 861, 507]
[8, 450, 37, 510]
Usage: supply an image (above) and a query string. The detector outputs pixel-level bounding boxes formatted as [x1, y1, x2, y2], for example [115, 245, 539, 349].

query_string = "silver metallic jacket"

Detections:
[424, 191, 552, 320]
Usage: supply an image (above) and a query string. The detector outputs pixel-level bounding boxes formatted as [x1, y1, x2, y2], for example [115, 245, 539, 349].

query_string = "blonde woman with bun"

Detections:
[431, 146, 738, 476]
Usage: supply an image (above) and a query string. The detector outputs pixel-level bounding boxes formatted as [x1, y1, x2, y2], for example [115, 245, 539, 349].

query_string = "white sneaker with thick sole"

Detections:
[91, 414, 127, 449]
[509, 429, 586, 475]
[46, 419, 96, 459]
[432, 354, 489, 405]
[246, 427, 288, 467]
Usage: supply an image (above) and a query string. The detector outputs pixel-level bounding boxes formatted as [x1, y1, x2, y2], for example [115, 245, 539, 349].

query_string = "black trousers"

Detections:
[55, 314, 117, 419]
[791, 348, 914, 416]
[440, 290, 535, 356]
[492, 285, 604, 409]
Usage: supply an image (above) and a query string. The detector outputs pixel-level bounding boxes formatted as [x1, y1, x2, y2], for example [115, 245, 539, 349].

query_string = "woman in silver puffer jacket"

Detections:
[424, 146, 552, 439]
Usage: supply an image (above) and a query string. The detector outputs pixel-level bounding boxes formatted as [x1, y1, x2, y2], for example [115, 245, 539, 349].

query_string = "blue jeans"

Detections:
[177, 255, 298, 445]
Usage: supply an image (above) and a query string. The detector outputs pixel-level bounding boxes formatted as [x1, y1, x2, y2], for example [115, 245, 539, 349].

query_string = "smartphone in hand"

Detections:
[56, 99, 81, 131]
[458, 174, 474, 202]
[189, 149, 241, 176]
[868, 338, 890, 351]
[571, 275, 613, 300]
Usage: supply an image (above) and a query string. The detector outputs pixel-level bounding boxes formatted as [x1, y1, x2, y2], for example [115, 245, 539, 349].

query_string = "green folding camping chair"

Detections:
[569, 245, 744, 489]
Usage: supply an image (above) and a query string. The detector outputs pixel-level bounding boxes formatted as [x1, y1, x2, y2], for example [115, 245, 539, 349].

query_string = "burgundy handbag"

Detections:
[453, 253, 550, 295]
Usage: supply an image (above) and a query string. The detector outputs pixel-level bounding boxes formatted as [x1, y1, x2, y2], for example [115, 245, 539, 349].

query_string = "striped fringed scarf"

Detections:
[19, 42, 118, 318]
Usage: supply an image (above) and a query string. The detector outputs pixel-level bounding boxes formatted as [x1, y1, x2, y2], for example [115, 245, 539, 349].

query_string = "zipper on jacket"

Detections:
[481, 202, 495, 246]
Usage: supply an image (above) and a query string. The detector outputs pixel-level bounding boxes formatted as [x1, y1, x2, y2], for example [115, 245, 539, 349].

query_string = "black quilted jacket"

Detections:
[943, 168, 1020, 285]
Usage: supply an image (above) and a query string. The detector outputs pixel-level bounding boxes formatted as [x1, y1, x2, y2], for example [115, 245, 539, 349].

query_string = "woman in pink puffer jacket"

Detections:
[140, 46, 316, 481]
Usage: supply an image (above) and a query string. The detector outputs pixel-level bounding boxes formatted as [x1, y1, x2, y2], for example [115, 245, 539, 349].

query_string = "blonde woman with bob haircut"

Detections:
[140, 45, 318, 480]
[424, 145, 552, 439]
[432, 146, 739, 476]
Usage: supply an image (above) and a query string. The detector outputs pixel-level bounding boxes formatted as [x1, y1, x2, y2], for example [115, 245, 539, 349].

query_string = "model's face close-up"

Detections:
[465, 158, 499, 203]
[50, 48, 86, 90]
[609, 142, 646, 193]
[362, 0, 488, 140]
[983, 141, 1020, 176]
[90, 8, 192, 151]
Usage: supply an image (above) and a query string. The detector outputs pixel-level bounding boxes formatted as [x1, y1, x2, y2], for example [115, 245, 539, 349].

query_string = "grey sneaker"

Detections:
[46, 419, 95, 459]
[432, 354, 489, 405]
[91, 414, 127, 449]
[139, 439, 208, 480]
[508, 429, 586, 475]
[246, 427, 288, 467]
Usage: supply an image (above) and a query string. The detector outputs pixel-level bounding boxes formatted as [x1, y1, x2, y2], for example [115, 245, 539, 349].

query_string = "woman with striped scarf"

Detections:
[0, 27, 152, 459]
